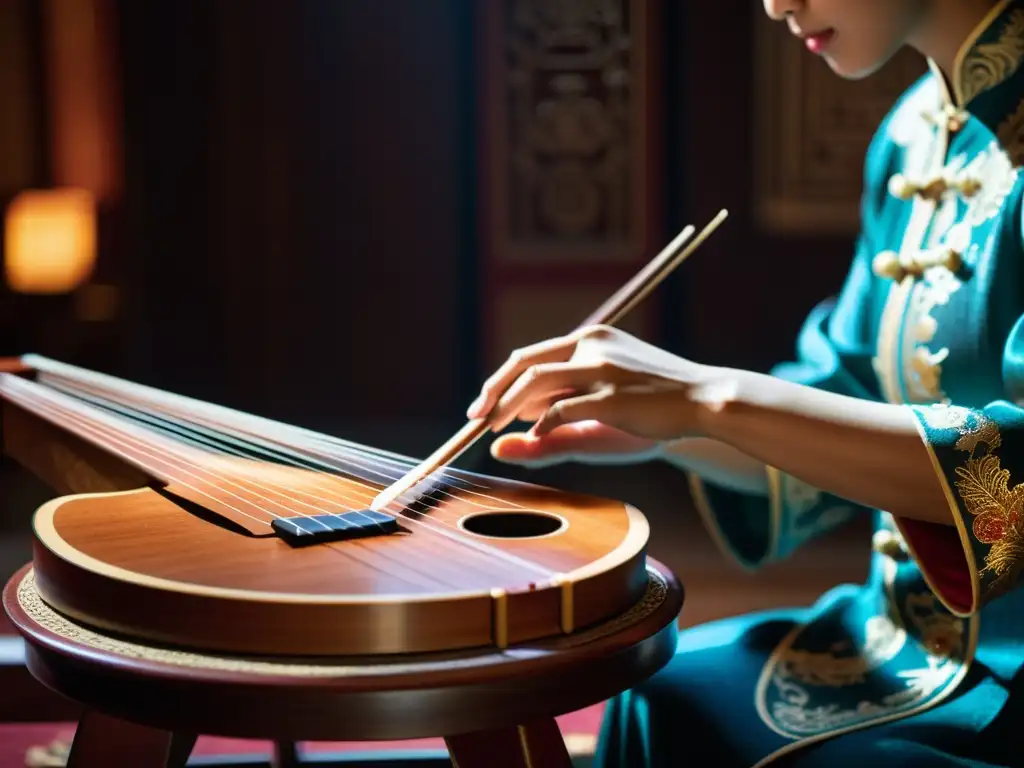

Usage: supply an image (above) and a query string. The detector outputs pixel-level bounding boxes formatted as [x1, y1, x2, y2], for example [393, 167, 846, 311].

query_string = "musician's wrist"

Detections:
[686, 365, 754, 441]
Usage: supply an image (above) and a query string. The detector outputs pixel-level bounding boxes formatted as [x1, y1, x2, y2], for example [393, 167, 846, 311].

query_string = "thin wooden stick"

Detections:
[370, 209, 729, 512]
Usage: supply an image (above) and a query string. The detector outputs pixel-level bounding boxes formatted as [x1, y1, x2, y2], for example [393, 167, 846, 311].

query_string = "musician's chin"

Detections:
[817, 48, 893, 82]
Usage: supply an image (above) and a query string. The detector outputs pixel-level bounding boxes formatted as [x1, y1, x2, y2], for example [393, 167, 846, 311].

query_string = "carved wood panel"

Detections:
[754, 16, 925, 233]
[479, 0, 664, 369]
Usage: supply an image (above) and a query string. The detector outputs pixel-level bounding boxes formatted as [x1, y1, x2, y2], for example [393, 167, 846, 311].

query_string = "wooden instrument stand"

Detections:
[4, 559, 683, 768]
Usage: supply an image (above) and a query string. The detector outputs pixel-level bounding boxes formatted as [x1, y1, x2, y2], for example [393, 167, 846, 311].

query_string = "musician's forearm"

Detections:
[659, 438, 770, 495]
[694, 369, 952, 526]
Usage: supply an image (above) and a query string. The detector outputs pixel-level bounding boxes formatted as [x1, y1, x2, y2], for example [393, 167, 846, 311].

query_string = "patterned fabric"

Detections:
[599, 1, 1024, 764]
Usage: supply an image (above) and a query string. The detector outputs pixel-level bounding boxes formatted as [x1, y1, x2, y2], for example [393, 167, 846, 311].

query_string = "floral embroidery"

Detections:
[758, 560, 968, 738]
[900, 142, 1019, 403]
[773, 617, 906, 689]
[931, 143, 1019, 231]
[957, 8, 1024, 105]
[952, 420, 1024, 593]
[905, 592, 967, 657]
[919, 404, 1024, 598]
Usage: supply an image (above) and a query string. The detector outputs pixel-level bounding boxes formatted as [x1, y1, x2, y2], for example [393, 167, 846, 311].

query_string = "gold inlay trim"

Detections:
[490, 587, 509, 649]
[556, 575, 575, 634]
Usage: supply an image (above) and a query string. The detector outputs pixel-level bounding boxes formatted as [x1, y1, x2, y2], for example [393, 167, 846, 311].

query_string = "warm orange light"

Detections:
[4, 188, 97, 294]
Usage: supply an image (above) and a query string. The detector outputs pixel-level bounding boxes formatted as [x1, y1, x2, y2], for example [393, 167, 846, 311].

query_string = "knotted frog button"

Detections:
[938, 247, 963, 273]
[952, 177, 982, 198]
[872, 251, 905, 280]
[944, 105, 970, 134]
[888, 174, 918, 200]
[887, 173, 979, 203]
[919, 178, 949, 201]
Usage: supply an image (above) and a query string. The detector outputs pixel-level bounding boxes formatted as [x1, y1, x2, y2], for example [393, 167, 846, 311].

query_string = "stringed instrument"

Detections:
[0, 213, 726, 660]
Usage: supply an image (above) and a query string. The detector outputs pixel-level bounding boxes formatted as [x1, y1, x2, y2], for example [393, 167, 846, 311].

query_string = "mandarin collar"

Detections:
[926, 0, 1024, 148]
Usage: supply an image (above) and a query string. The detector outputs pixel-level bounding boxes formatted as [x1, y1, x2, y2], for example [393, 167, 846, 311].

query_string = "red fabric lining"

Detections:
[897, 518, 974, 613]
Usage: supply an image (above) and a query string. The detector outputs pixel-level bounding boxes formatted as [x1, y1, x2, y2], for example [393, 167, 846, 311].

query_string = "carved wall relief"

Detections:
[479, 0, 663, 367]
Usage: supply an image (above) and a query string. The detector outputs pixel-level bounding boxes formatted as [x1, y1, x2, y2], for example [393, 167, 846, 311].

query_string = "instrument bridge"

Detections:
[271, 511, 400, 547]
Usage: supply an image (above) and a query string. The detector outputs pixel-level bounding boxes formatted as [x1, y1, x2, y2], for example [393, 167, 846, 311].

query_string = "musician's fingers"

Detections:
[466, 335, 580, 419]
[490, 362, 632, 431]
[531, 388, 623, 436]
[490, 422, 659, 466]
[516, 390, 575, 422]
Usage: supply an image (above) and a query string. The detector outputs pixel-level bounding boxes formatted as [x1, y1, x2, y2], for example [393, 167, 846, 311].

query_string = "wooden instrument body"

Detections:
[1, 365, 651, 657]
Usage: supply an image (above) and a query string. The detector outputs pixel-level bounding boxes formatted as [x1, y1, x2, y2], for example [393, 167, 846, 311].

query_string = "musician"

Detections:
[468, 0, 1024, 764]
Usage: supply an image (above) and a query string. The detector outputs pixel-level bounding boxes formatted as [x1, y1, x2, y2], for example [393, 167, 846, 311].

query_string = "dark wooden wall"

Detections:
[113, 0, 479, 448]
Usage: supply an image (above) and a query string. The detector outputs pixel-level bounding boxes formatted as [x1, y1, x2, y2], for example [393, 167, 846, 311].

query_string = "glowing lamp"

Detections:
[4, 188, 97, 294]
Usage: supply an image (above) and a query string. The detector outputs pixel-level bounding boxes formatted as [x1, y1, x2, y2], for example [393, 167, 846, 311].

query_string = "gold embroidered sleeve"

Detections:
[904, 402, 1024, 616]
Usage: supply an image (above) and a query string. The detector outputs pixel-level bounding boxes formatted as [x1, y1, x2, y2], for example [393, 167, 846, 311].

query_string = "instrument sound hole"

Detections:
[459, 510, 566, 539]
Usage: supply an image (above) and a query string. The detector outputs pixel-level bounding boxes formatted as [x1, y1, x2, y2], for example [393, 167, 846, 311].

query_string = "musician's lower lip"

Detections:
[804, 29, 836, 54]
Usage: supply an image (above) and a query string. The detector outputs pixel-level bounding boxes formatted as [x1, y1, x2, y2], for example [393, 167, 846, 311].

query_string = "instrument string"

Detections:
[8, 383, 558, 581]
[0, 377, 559, 579]
[25, 374, 617, 557]
[23, 354, 601, 513]
[42, 379, 483, 533]
[50, 374, 629, 551]
[40, 376, 627, 555]
[26, 355, 459, 470]
[39, 373, 559, 521]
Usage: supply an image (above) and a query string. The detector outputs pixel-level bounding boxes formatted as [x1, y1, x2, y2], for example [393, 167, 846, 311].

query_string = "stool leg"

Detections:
[169, 733, 199, 767]
[273, 740, 300, 768]
[66, 709, 189, 768]
[444, 718, 573, 768]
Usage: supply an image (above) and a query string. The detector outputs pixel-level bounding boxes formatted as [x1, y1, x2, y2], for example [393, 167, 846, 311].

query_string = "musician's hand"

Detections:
[488, 422, 664, 466]
[466, 326, 729, 465]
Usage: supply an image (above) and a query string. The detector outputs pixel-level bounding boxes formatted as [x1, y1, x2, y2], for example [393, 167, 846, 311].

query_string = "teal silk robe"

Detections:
[596, 2, 1024, 766]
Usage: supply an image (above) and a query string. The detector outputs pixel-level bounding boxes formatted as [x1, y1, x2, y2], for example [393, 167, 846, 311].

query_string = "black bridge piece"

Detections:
[272, 510, 400, 547]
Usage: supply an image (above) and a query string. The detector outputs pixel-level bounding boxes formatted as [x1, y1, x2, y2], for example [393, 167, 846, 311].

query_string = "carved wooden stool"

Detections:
[3, 559, 682, 768]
